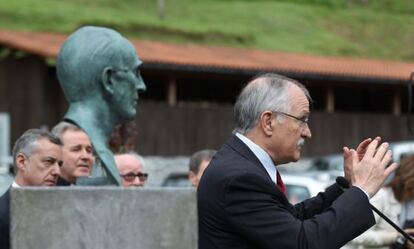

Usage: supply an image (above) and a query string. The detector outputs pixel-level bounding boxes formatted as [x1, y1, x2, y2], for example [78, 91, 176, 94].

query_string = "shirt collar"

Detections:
[235, 133, 277, 184]
[12, 181, 20, 188]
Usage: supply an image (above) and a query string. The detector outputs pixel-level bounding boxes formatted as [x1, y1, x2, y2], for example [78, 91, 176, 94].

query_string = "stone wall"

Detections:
[11, 187, 197, 249]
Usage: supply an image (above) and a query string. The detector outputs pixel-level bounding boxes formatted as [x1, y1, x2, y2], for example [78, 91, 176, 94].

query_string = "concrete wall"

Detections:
[11, 187, 197, 249]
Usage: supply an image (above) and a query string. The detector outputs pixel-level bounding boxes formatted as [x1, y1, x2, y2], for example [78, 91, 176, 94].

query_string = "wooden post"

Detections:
[392, 88, 401, 116]
[167, 77, 177, 107]
[326, 87, 334, 113]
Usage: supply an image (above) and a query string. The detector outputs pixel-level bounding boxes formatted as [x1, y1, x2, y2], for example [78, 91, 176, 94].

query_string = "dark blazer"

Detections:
[198, 135, 375, 249]
[0, 188, 10, 249]
[56, 177, 71, 186]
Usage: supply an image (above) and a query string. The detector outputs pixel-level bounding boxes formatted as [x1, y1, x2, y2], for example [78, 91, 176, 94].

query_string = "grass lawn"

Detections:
[0, 0, 413, 61]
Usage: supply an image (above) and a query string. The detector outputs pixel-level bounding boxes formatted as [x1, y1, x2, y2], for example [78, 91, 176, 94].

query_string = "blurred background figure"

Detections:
[188, 149, 216, 188]
[390, 155, 414, 249]
[351, 155, 414, 249]
[115, 152, 148, 187]
[52, 121, 95, 186]
[109, 121, 138, 154]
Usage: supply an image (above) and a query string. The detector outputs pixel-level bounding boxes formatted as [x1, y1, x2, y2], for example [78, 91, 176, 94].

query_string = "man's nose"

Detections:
[81, 149, 93, 161]
[52, 163, 61, 176]
[302, 124, 312, 139]
[134, 176, 144, 186]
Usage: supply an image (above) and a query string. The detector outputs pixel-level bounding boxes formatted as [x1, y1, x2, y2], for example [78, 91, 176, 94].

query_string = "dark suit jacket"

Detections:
[0, 188, 10, 249]
[198, 135, 375, 249]
[56, 177, 71, 186]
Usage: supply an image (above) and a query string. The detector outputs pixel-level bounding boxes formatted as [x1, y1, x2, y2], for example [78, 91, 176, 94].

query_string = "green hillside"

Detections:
[0, 0, 414, 61]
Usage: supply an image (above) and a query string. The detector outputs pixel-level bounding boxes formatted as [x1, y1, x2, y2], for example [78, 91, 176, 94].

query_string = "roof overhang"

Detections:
[0, 29, 413, 84]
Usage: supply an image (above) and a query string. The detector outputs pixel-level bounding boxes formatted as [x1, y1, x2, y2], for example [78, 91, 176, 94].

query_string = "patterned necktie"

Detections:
[276, 171, 286, 195]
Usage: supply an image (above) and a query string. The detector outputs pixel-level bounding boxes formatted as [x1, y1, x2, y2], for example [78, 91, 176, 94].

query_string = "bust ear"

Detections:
[102, 67, 115, 95]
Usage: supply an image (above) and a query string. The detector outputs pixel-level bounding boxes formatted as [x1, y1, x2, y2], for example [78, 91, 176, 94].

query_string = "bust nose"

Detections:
[135, 76, 146, 93]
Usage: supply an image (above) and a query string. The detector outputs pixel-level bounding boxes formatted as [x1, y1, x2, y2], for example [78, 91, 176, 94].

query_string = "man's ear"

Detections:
[15, 153, 28, 171]
[260, 111, 274, 136]
[102, 67, 115, 95]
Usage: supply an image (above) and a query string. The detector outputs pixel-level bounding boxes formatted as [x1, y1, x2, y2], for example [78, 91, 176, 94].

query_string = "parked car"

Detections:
[389, 140, 414, 162]
[143, 156, 190, 187]
[309, 140, 414, 173]
[162, 173, 192, 187]
[283, 173, 332, 204]
[161, 170, 331, 205]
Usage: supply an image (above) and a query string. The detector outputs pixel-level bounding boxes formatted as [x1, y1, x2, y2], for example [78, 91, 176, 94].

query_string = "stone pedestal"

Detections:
[11, 187, 197, 249]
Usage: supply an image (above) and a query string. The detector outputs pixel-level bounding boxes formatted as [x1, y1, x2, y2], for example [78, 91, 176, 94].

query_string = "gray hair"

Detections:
[233, 73, 311, 134]
[12, 129, 62, 172]
[189, 149, 216, 173]
[51, 121, 82, 139]
[115, 151, 145, 167]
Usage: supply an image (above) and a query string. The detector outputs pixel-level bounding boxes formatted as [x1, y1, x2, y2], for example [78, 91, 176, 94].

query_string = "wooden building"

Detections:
[1, 29, 414, 156]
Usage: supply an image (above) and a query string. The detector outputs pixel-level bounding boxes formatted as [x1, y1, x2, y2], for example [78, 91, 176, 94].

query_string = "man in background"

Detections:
[115, 152, 148, 187]
[188, 149, 216, 188]
[0, 129, 63, 248]
[52, 121, 95, 186]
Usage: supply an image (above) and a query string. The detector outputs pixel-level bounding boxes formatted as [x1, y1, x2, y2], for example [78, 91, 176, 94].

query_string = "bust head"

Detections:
[57, 26, 146, 123]
[56, 26, 146, 185]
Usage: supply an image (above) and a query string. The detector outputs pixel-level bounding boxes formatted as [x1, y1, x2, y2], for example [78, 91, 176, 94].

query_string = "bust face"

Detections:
[110, 44, 146, 122]
[57, 26, 146, 122]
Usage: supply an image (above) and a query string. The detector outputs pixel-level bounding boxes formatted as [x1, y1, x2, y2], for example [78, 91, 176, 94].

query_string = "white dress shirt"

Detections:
[235, 133, 278, 185]
[11, 181, 20, 188]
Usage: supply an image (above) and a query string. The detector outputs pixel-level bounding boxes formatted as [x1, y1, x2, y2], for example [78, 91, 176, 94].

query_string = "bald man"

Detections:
[115, 153, 148, 187]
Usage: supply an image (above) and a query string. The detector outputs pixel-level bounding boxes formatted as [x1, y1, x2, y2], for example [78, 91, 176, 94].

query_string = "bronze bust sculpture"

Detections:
[56, 26, 146, 185]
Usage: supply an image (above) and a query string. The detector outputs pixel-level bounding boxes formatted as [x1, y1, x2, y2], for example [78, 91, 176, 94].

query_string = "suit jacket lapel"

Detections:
[226, 135, 274, 184]
[226, 135, 292, 206]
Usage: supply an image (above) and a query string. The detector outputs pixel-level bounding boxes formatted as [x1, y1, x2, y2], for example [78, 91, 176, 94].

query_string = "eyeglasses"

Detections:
[272, 111, 309, 128]
[120, 172, 149, 182]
